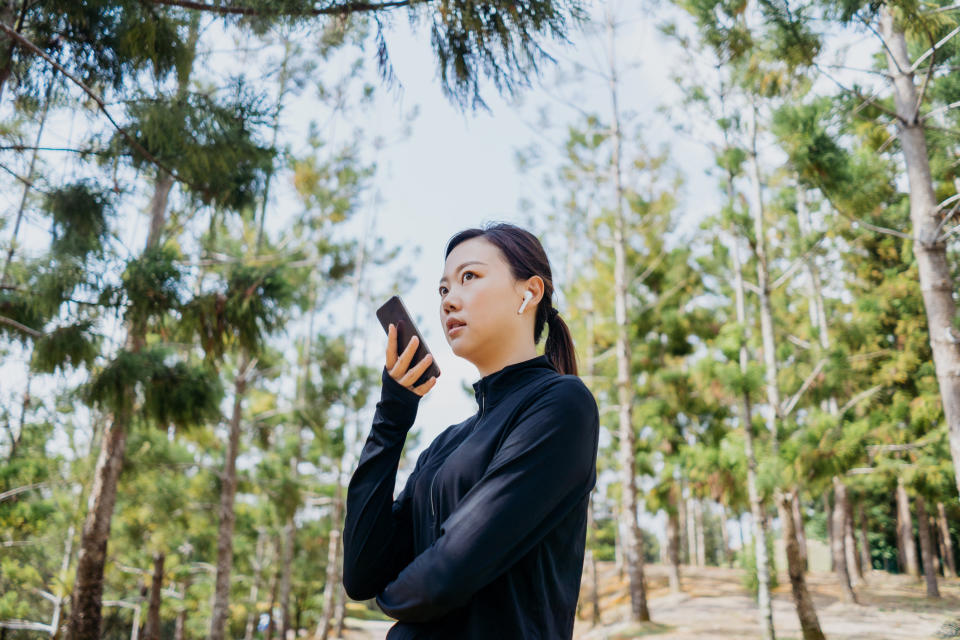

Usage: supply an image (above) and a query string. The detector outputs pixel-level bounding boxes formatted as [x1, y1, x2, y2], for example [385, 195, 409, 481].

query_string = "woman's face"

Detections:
[438, 237, 540, 367]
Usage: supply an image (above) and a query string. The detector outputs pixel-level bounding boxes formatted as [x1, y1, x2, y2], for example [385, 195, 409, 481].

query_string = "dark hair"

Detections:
[444, 222, 578, 376]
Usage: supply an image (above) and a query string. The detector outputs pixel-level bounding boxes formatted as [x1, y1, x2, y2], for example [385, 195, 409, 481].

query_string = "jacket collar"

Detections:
[471, 354, 556, 409]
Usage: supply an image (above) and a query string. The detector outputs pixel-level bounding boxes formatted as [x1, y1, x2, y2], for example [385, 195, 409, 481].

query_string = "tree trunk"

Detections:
[844, 494, 862, 584]
[896, 478, 920, 576]
[895, 494, 906, 572]
[209, 368, 248, 640]
[747, 103, 782, 449]
[0, 0, 20, 108]
[937, 501, 956, 578]
[687, 498, 697, 567]
[244, 529, 267, 640]
[666, 507, 682, 592]
[719, 503, 733, 568]
[316, 467, 345, 640]
[791, 488, 808, 572]
[776, 491, 825, 640]
[732, 237, 776, 640]
[694, 499, 706, 567]
[607, 6, 648, 622]
[332, 575, 346, 639]
[879, 6, 960, 499]
[826, 492, 835, 572]
[915, 494, 941, 598]
[857, 500, 872, 574]
[142, 552, 164, 640]
[678, 487, 688, 565]
[173, 575, 190, 640]
[67, 366, 132, 639]
[264, 551, 281, 640]
[831, 477, 857, 603]
[278, 516, 295, 638]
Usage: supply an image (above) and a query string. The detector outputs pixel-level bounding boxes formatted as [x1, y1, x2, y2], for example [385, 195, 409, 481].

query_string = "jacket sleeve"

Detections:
[374, 377, 599, 622]
[342, 366, 426, 601]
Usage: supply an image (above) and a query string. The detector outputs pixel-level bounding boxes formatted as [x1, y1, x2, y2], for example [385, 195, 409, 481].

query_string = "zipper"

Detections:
[431, 389, 485, 531]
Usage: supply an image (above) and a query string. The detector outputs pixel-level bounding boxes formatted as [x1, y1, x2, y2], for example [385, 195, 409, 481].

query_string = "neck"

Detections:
[474, 343, 539, 377]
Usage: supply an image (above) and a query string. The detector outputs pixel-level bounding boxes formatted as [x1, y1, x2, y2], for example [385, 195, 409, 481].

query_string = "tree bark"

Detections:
[915, 494, 941, 598]
[173, 575, 190, 640]
[264, 546, 281, 640]
[0, 0, 20, 106]
[937, 502, 956, 578]
[278, 516, 295, 638]
[831, 477, 857, 603]
[607, 6, 648, 622]
[316, 467, 345, 640]
[844, 494, 862, 584]
[243, 529, 267, 640]
[826, 492, 835, 572]
[776, 491, 825, 640]
[791, 488, 808, 572]
[748, 102, 782, 449]
[65, 409, 128, 639]
[678, 487, 688, 565]
[666, 507, 682, 592]
[879, 6, 960, 499]
[857, 500, 872, 574]
[896, 477, 920, 576]
[142, 552, 164, 640]
[732, 237, 776, 640]
[209, 368, 247, 640]
[694, 499, 706, 567]
[719, 503, 733, 568]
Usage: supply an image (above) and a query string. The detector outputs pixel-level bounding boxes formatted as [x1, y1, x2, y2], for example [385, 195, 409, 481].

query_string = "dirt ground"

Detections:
[336, 562, 960, 639]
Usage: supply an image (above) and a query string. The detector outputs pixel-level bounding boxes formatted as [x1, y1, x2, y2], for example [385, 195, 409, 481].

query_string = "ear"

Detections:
[517, 275, 545, 306]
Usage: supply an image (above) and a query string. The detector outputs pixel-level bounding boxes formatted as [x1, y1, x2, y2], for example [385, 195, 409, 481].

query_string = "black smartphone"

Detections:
[375, 295, 441, 387]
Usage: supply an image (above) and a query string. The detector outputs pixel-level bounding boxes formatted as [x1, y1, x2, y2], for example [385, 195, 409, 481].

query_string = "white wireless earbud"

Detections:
[517, 290, 534, 314]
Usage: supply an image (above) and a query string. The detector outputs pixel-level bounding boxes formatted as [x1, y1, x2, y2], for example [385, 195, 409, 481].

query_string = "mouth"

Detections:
[446, 320, 466, 335]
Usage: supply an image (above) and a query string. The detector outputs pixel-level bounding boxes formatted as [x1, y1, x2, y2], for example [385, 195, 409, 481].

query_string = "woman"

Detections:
[342, 222, 600, 639]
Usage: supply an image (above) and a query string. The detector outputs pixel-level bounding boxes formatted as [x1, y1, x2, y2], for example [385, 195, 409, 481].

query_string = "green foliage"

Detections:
[42, 181, 112, 259]
[120, 89, 274, 210]
[121, 245, 183, 327]
[412, 0, 587, 110]
[30, 321, 100, 373]
[179, 262, 296, 360]
[85, 347, 223, 429]
[142, 360, 223, 430]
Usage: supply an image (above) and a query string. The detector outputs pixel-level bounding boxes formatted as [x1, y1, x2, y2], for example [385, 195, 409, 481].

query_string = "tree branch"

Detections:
[146, 0, 413, 16]
[0, 21, 201, 195]
[0, 314, 43, 338]
[909, 24, 960, 73]
[0, 482, 47, 502]
[782, 358, 827, 417]
[771, 231, 826, 290]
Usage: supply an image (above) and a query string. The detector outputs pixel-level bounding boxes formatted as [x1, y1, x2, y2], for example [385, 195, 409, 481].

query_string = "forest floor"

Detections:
[336, 562, 960, 639]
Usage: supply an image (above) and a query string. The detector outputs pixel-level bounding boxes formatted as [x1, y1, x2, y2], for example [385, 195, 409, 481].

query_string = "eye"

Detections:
[462, 270, 476, 282]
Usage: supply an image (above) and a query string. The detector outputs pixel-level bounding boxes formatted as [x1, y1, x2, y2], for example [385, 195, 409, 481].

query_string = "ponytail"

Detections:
[545, 308, 578, 376]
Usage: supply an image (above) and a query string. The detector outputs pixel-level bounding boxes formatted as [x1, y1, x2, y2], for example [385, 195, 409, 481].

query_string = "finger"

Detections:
[391, 334, 419, 377]
[385, 323, 397, 369]
[400, 352, 433, 387]
[413, 375, 439, 397]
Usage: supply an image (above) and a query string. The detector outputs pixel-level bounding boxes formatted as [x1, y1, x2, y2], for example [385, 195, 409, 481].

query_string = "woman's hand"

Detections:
[386, 323, 439, 397]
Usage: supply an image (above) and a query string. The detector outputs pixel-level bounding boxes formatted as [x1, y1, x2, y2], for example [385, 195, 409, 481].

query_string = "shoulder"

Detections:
[515, 374, 599, 440]
[525, 373, 598, 416]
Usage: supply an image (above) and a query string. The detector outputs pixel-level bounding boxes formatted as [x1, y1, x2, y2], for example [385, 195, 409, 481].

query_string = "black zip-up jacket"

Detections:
[342, 354, 600, 639]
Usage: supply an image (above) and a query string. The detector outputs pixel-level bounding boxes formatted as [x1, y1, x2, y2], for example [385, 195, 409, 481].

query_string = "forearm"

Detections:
[342, 367, 421, 600]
